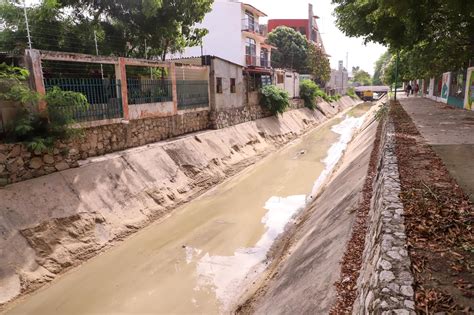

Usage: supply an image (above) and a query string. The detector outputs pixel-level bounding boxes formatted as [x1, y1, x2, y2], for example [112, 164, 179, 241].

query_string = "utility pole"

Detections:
[23, 0, 32, 49]
[394, 50, 399, 101]
[94, 31, 104, 79]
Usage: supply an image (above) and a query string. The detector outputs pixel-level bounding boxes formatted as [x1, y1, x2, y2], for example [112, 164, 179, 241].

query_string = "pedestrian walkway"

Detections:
[399, 97, 474, 202]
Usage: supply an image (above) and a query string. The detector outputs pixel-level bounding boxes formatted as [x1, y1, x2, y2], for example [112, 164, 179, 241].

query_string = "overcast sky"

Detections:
[245, 0, 387, 74]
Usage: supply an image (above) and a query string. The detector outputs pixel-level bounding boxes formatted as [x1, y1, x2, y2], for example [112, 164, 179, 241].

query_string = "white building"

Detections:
[327, 60, 349, 95]
[170, 0, 273, 72]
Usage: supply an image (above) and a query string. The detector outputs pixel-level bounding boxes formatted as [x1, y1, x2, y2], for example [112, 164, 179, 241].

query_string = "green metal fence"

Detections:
[44, 78, 123, 122]
[176, 80, 209, 109]
[127, 78, 173, 105]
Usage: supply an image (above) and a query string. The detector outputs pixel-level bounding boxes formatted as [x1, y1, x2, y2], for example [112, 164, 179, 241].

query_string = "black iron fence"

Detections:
[44, 78, 123, 122]
[127, 78, 173, 105]
[176, 80, 209, 110]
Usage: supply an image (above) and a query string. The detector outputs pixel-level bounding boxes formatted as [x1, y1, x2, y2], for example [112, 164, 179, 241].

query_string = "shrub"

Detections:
[260, 85, 290, 115]
[300, 80, 318, 109]
[346, 87, 358, 99]
[299, 79, 333, 109]
[1, 64, 89, 150]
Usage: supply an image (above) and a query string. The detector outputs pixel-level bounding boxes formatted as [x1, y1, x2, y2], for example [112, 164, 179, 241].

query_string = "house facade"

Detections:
[267, 4, 326, 53]
[170, 0, 272, 72]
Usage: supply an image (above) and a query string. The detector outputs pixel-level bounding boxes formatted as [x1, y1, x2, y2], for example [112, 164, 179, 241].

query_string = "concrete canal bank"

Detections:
[0, 97, 360, 309]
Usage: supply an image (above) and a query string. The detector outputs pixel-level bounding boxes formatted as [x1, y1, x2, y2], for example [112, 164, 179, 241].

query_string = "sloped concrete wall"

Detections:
[0, 97, 360, 307]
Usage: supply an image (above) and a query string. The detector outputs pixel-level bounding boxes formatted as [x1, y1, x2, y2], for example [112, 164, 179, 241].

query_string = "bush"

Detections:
[299, 79, 333, 109]
[300, 80, 318, 109]
[346, 87, 358, 99]
[1, 64, 89, 150]
[260, 85, 290, 115]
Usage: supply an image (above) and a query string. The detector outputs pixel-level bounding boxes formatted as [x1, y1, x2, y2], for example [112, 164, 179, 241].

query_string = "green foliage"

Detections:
[1, 65, 88, 150]
[260, 85, 290, 115]
[346, 87, 358, 99]
[373, 51, 391, 86]
[0, 63, 30, 80]
[352, 68, 372, 86]
[306, 45, 331, 86]
[300, 80, 319, 109]
[267, 26, 309, 73]
[332, 0, 473, 77]
[300, 79, 343, 108]
[0, 0, 213, 59]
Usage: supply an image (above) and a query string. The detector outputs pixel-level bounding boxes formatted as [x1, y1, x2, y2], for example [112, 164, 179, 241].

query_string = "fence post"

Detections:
[115, 57, 129, 120]
[25, 49, 46, 111]
[170, 63, 178, 114]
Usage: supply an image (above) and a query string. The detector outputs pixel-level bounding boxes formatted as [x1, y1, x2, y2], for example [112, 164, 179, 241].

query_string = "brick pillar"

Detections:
[115, 57, 129, 120]
[25, 49, 46, 111]
[170, 63, 178, 114]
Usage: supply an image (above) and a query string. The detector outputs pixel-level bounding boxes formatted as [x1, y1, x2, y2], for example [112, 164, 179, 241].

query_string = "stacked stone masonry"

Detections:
[353, 117, 416, 314]
[209, 99, 304, 129]
[0, 110, 209, 185]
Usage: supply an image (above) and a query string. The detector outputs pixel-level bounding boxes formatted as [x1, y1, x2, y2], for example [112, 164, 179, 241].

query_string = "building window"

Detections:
[216, 77, 223, 94]
[230, 78, 236, 93]
[277, 72, 284, 84]
[260, 48, 269, 68]
[245, 37, 257, 66]
[245, 10, 255, 32]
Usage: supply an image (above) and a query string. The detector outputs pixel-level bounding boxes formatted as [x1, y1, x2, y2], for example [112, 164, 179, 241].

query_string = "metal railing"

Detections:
[246, 55, 257, 66]
[44, 78, 123, 122]
[127, 78, 173, 105]
[260, 58, 270, 68]
[176, 80, 209, 109]
[242, 18, 261, 34]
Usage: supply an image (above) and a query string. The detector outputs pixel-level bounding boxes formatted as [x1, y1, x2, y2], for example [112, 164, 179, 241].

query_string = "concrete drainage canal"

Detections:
[4, 103, 374, 314]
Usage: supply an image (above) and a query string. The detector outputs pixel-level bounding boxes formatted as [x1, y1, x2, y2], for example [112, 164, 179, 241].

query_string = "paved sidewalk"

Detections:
[399, 97, 474, 202]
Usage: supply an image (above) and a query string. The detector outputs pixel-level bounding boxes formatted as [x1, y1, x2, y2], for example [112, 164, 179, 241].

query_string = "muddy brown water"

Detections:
[5, 104, 371, 315]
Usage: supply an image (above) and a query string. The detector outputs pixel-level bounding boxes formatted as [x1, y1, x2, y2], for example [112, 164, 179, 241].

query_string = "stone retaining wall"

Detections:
[209, 99, 304, 129]
[0, 110, 209, 185]
[353, 117, 416, 314]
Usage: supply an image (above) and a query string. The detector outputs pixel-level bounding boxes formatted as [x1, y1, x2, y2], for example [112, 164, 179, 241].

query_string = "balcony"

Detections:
[242, 18, 262, 35]
[260, 58, 270, 68]
[245, 55, 271, 68]
[246, 54, 257, 66]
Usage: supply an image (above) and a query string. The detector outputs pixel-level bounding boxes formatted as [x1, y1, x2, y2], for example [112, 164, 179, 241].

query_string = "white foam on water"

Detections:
[190, 114, 366, 310]
[193, 195, 306, 309]
[308, 114, 365, 200]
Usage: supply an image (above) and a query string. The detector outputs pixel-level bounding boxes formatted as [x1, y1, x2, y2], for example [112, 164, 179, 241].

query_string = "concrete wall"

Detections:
[129, 101, 175, 119]
[212, 58, 245, 110]
[0, 97, 361, 307]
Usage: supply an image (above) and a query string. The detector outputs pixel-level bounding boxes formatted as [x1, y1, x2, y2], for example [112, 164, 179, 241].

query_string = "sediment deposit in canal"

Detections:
[0, 97, 360, 309]
[237, 101, 382, 314]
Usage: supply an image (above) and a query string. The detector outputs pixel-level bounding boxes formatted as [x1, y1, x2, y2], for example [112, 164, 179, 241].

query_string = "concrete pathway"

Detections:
[399, 97, 474, 202]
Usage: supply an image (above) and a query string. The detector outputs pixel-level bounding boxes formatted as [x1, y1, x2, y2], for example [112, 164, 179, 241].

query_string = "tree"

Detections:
[373, 51, 391, 85]
[332, 0, 474, 77]
[352, 68, 372, 86]
[267, 26, 309, 73]
[306, 44, 331, 86]
[0, 0, 213, 59]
